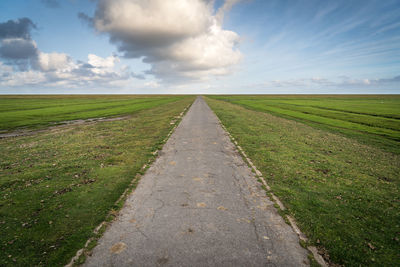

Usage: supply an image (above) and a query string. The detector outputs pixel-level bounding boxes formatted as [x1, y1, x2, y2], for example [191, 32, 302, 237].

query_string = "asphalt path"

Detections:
[84, 96, 309, 266]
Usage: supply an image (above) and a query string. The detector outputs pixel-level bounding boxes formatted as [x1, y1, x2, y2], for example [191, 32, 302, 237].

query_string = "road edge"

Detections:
[65, 103, 193, 267]
[205, 97, 328, 267]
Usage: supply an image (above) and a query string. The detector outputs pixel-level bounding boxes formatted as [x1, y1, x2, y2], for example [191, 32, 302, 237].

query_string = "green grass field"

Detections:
[209, 95, 400, 154]
[0, 95, 184, 132]
[1, 94, 399, 266]
[205, 96, 400, 266]
[0, 95, 195, 266]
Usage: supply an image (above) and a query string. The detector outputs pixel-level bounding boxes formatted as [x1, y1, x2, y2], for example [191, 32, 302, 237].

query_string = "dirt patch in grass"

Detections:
[0, 115, 130, 138]
[0, 96, 195, 266]
[0, 95, 185, 132]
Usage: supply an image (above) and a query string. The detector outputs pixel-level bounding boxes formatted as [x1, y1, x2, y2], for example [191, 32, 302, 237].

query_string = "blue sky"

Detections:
[0, 0, 399, 94]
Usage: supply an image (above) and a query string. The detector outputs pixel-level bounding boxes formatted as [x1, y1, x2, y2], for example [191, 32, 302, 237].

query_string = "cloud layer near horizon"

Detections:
[0, 17, 141, 90]
[88, 0, 242, 82]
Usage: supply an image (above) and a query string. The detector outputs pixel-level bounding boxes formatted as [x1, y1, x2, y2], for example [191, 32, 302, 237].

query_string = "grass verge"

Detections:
[205, 96, 400, 266]
[0, 96, 195, 266]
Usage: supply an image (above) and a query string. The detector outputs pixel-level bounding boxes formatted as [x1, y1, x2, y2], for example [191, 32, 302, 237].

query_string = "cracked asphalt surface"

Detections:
[84, 97, 309, 266]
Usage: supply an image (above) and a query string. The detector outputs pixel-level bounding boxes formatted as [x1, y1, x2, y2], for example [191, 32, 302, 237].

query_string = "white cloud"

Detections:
[87, 53, 121, 75]
[0, 70, 46, 87]
[94, 0, 212, 43]
[88, 53, 118, 69]
[0, 53, 140, 89]
[90, 0, 242, 82]
[2, 3, 243, 91]
[0, 16, 144, 91]
[36, 52, 74, 72]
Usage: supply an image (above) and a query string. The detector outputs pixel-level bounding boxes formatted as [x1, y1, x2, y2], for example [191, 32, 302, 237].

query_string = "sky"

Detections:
[0, 0, 399, 94]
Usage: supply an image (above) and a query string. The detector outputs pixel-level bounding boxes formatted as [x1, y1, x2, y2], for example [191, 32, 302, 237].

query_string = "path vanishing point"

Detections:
[84, 97, 309, 266]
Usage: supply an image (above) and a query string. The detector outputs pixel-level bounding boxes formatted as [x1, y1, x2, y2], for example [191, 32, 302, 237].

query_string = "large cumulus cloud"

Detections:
[87, 0, 242, 82]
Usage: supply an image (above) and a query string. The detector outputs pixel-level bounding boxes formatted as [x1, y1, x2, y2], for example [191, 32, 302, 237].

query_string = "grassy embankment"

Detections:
[205, 96, 399, 266]
[0, 95, 195, 266]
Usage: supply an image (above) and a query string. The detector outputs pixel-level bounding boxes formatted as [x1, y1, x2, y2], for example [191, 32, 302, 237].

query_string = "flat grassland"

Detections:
[0, 95, 185, 132]
[210, 95, 400, 154]
[0, 95, 195, 266]
[206, 95, 400, 266]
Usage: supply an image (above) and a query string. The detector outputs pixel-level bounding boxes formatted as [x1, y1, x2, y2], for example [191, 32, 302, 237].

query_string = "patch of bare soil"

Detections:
[0, 116, 130, 139]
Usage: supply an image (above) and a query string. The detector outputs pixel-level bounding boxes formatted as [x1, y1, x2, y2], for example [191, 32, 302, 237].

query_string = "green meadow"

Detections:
[205, 95, 400, 266]
[209, 95, 400, 154]
[1, 94, 399, 266]
[0, 95, 184, 132]
[0, 95, 195, 266]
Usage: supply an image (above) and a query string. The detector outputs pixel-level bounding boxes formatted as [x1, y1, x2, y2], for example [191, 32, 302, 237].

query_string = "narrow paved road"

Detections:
[84, 97, 309, 266]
